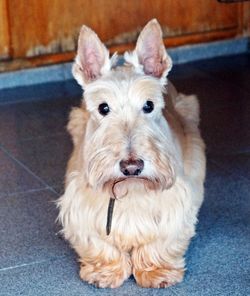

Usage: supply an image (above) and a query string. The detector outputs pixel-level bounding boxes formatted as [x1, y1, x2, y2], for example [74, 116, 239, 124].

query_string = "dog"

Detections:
[57, 19, 206, 288]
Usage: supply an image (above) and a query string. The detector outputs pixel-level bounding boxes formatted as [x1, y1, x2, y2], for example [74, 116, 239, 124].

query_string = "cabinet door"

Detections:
[0, 0, 10, 60]
[1, 0, 249, 72]
[7, 0, 242, 58]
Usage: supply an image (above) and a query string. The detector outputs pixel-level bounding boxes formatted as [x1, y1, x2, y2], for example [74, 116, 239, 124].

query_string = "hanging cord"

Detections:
[105, 178, 127, 235]
[106, 198, 115, 235]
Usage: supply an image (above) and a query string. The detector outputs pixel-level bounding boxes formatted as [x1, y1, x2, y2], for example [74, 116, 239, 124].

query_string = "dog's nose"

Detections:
[119, 159, 144, 176]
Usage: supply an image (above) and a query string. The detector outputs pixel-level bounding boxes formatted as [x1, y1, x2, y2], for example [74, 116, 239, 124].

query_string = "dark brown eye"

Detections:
[143, 100, 154, 113]
[98, 103, 110, 116]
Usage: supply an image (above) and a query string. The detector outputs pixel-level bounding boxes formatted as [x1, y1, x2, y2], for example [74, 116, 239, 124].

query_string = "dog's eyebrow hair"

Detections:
[106, 198, 115, 235]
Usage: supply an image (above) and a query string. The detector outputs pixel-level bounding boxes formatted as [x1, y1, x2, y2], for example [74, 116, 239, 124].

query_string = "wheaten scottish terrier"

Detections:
[58, 19, 206, 288]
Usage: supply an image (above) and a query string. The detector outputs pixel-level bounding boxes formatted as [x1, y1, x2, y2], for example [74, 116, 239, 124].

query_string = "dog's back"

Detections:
[167, 81, 206, 182]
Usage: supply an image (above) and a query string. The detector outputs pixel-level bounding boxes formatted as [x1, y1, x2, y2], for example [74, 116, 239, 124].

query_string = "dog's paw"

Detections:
[79, 257, 131, 288]
[133, 266, 184, 288]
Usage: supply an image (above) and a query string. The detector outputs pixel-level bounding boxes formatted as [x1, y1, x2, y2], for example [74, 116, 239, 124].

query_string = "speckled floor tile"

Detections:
[193, 54, 250, 93]
[0, 148, 45, 197]
[175, 172, 250, 296]
[0, 189, 70, 270]
[0, 257, 178, 296]
[1, 134, 73, 189]
[200, 103, 250, 155]
[0, 93, 80, 146]
[211, 153, 250, 179]
[172, 73, 250, 114]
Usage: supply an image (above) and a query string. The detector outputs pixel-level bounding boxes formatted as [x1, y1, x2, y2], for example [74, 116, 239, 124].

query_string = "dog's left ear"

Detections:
[72, 25, 111, 87]
[131, 19, 172, 79]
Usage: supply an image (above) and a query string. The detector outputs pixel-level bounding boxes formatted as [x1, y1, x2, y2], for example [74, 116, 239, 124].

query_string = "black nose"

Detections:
[119, 159, 144, 176]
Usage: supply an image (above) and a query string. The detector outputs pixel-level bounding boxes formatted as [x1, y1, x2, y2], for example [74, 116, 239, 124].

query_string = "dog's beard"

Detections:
[86, 152, 176, 198]
[86, 157, 176, 198]
[103, 177, 168, 200]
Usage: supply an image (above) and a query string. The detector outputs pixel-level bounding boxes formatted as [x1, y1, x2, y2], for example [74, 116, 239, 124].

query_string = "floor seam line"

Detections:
[0, 131, 68, 145]
[0, 187, 54, 198]
[0, 255, 67, 272]
[0, 144, 53, 189]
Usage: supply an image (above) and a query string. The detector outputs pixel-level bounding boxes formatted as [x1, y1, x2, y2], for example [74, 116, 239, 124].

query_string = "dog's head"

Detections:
[72, 19, 180, 198]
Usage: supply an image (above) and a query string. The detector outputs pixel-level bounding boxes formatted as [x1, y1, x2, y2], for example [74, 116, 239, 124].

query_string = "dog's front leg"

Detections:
[78, 237, 132, 288]
[132, 240, 185, 288]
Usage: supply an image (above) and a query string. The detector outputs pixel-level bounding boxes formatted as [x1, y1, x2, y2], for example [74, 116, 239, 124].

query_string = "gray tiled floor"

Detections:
[3, 134, 73, 190]
[0, 54, 250, 295]
[0, 148, 45, 197]
[0, 189, 69, 270]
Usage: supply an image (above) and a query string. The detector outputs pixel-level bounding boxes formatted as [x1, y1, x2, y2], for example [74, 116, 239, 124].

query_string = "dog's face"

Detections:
[72, 20, 179, 198]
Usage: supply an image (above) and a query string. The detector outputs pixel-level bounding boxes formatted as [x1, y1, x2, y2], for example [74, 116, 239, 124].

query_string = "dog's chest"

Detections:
[106, 194, 162, 250]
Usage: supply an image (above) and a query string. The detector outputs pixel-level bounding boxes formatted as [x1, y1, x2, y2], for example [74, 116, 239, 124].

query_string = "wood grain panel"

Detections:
[0, 0, 10, 60]
[8, 0, 241, 59]
[242, 2, 250, 35]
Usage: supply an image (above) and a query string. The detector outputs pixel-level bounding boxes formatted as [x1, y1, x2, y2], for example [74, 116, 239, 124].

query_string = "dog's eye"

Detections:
[142, 100, 154, 114]
[98, 103, 110, 116]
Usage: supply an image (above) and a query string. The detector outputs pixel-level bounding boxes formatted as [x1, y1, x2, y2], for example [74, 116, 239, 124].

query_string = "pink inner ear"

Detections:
[143, 56, 167, 78]
[137, 23, 169, 78]
[84, 55, 100, 81]
[81, 44, 104, 81]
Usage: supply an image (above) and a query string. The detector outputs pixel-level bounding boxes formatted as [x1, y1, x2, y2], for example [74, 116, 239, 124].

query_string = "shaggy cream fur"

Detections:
[57, 19, 206, 288]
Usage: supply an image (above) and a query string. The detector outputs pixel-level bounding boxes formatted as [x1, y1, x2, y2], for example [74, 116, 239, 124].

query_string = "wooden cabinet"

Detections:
[0, 0, 249, 71]
[0, 0, 10, 60]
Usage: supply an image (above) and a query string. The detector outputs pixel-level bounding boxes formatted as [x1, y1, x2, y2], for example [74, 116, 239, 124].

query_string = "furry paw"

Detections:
[79, 257, 131, 288]
[133, 266, 184, 288]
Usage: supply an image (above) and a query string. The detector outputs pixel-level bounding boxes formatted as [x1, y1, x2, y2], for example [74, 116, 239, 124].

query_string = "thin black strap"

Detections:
[106, 198, 115, 235]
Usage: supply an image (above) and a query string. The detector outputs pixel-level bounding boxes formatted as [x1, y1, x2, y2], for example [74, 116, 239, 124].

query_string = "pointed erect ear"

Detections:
[135, 19, 172, 79]
[72, 25, 111, 87]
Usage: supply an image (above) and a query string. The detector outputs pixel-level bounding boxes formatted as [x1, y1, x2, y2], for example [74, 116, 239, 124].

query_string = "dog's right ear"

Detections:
[72, 26, 111, 87]
[124, 19, 172, 84]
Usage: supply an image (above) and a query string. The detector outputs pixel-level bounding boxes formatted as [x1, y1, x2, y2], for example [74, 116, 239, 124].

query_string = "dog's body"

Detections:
[58, 19, 206, 288]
